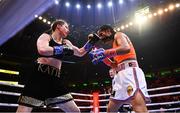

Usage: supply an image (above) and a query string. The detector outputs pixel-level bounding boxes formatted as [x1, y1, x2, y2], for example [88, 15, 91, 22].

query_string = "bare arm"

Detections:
[115, 32, 131, 54]
[37, 33, 54, 56]
[104, 32, 130, 56]
[63, 39, 87, 57]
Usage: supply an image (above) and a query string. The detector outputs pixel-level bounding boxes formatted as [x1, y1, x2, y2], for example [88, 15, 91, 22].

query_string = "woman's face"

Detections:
[57, 23, 69, 38]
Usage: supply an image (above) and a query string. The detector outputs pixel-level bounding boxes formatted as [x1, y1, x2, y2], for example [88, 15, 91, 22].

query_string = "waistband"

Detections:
[115, 60, 138, 72]
[37, 63, 61, 78]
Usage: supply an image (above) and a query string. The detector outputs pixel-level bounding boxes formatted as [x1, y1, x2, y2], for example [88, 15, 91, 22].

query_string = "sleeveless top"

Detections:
[113, 33, 136, 64]
[37, 33, 64, 59]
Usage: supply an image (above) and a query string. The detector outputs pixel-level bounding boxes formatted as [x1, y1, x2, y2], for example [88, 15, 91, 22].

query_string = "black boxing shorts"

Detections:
[17, 62, 73, 107]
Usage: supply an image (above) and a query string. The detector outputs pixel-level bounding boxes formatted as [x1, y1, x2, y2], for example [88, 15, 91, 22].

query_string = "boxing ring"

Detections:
[0, 81, 180, 112]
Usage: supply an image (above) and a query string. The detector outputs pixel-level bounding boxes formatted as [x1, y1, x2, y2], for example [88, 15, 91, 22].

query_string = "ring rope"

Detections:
[149, 108, 180, 112]
[0, 81, 180, 112]
[149, 91, 180, 97]
[0, 90, 180, 98]
[74, 99, 93, 102]
[99, 99, 109, 102]
[123, 100, 180, 107]
[77, 106, 93, 109]
[0, 90, 20, 96]
[0, 82, 24, 88]
[147, 85, 180, 92]
[147, 100, 180, 106]
[53, 106, 93, 109]
[0, 103, 18, 107]
[1, 101, 179, 108]
[99, 94, 110, 97]
[71, 92, 93, 97]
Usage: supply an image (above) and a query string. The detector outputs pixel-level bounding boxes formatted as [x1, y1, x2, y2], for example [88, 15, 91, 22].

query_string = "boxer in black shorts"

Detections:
[16, 19, 100, 112]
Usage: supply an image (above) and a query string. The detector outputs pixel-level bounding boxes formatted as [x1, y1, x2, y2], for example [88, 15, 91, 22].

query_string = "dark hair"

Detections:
[98, 25, 115, 34]
[51, 19, 67, 31]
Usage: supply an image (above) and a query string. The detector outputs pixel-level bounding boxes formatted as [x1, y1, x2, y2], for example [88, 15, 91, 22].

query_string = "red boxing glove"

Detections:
[103, 58, 118, 68]
[104, 48, 117, 58]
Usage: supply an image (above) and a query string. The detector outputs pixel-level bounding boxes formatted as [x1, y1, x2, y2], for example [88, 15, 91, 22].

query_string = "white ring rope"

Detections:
[147, 100, 180, 107]
[74, 99, 93, 103]
[149, 108, 180, 112]
[77, 106, 93, 109]
[0, 82, 24, 88]
[1, 102, 179, 112]
[0, 103, 18, 107]
[0, 81, 180, 112]
[99, 94, 110, 97]
[99, 106, 108, 109]
[123, 100, 180, 107]
[0, 90, 20, 96]
[53, 106, 93, 109]
[96, 106, 180, 111]
[99, 99, 109, 102]
[147, 85, 180, 92]
[71, 92, 93, 97]
[149, 91, 180, 97]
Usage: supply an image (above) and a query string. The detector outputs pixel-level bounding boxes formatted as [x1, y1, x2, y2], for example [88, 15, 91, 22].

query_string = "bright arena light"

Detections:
[107, 1, 113, 7]
[76, 4, 81, 9]
[158, 9, 163, 15]
[65, 2, 70, 7]
[164, 8, 168, 12]
[169, 5, 174, 10]
[87, 4, 91, 9]
[119, 0, 123, 4]
[135, 15, 147, 25]
[43, 19, 47, 23]
[47, 21, 51, 25]
[121, 25, 125, 30]
[117, 28, 120, 31]
[54, 0, 59, 5]
[148, 14, 153, 18]
[153, 13, 157, 16]
[113, 2, 179, 31]
[129, 22, 133, 26]
[38, 16, 43, 20]
[34, 14, 38, 18]
[97, 3, 102, 9]
[176, 3, 180, 8]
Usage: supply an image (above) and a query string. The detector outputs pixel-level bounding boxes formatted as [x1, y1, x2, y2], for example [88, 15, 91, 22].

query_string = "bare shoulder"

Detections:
[38, 33, 51, 41]
[114, 32, 123, 40]
[115, 32, 128, 39]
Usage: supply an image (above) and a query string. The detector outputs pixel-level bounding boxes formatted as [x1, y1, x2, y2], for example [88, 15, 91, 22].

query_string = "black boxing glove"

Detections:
[54, 45, 74, 57]
[83, 33, 100, 52]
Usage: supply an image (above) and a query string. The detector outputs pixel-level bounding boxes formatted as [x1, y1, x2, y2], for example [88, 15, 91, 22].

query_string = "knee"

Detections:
[107, 104, 116, 112]
[16, 105, 33, 113]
